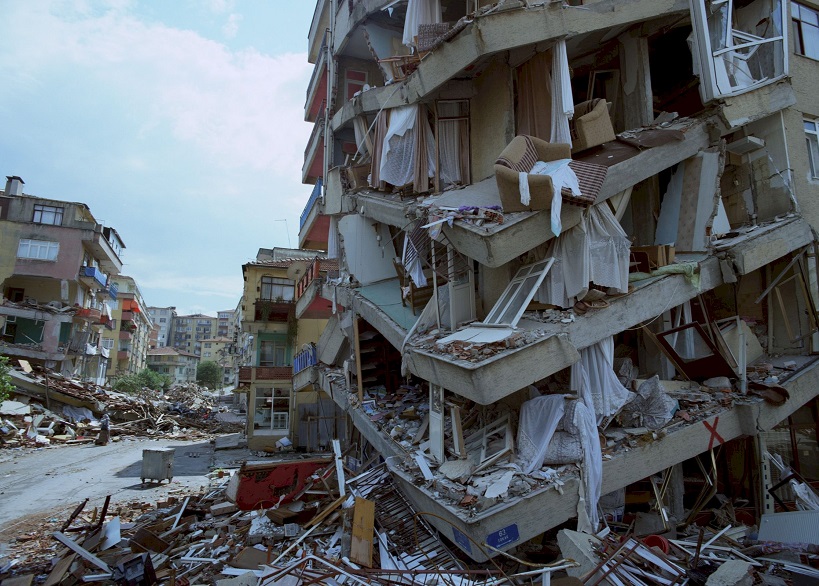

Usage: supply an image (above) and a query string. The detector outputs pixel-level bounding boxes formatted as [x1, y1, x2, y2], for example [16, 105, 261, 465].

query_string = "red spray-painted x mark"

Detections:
[704, 417, 724, 450]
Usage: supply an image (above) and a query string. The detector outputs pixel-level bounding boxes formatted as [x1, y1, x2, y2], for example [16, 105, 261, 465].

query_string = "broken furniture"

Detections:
[570, 99, 616, 153]
[377, 55, 420, 82]
[494, 135, 571, 212]
[416, 22, 451, 56]
[140, 447, 174, 484]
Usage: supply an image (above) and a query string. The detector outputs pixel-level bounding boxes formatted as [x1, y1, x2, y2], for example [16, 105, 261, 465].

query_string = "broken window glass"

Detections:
[690, 0, 788, 101]
[483, 258, 555, 327]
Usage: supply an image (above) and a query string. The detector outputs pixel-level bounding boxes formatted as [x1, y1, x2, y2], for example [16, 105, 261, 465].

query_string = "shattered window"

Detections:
[690, 0, 789, 101]
[483, 258, 555, 327]
[805, 119, 819, 178]
[792, 2, 819, 60]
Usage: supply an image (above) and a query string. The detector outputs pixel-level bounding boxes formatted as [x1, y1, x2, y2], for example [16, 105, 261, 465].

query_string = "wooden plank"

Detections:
[2, 574, 34, 586]
[42, 553, 77, 586]
[52, 532, 110, 573]
[350, 497, 375, 567]
[332, 438, 346, 497]
[305, 496, 346, 528]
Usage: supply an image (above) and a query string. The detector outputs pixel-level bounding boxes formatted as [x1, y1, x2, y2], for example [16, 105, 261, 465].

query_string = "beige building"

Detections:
[0, 176, 125, 385]
[239, 249, 338, 451]
[296, 0, 819, 561]
[170, 313, 216, 356]
[146, 346, 199, 385]
[101, 275, 153, 379]
[200, 336, 236, 389]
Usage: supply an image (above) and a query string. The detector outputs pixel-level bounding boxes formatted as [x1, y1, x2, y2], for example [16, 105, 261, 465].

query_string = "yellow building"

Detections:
[240, 248, 333, 451]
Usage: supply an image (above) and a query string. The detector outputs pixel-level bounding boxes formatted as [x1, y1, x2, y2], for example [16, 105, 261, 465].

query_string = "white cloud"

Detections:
[0, 1, 316, 314]
[223, 13, 242, 39]
[1, 2, 313, 174]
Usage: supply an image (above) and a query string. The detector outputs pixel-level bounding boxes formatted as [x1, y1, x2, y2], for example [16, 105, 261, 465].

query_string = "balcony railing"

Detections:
[79, 266, 107, 288]
[253, 299, 294, 322]
[303, 109, 326, 164]
[75, 307, 102, 322]
[238, 366, 293, 382]
[294, 344, 318, 374]
[296, 257, 322, 299]
[300, 179, 323, 231]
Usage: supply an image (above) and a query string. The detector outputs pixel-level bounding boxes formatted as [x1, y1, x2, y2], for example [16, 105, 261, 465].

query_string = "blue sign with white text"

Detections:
[486, 524, 519, 548]
[452, 527, 472, 554]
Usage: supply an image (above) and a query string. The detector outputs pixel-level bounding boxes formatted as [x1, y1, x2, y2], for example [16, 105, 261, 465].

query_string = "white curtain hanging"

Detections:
[379, 105, 436, 187]
[587, 204, 630, 295]
[570, 336, 634, 423]
[403, 0, 442, 48]
[437, 101, 462, 185]
[550, 39, 574, 144]
[517, 394, 566, 474]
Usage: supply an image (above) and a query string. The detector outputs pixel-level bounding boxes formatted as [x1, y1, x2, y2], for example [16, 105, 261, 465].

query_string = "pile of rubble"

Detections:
[0, 460, 527, 585]
[1, 370, 243, 449]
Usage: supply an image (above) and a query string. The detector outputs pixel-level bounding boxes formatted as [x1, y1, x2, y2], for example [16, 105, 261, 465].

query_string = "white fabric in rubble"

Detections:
[62, 405, 97, 424]
[519, 159, 580, 236]
[574, 399, 602, 533]
[517, 394, 565, 474]
[571, 336, 634, 423]
[536, 203, 629, 308]
[403, 0, 442, 48]
[620, 375, 678, 430]
[550, 38, 573, 145]
[379, 105, 436, 187]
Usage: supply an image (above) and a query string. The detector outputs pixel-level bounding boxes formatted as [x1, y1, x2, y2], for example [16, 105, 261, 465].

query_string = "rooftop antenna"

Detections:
[273, 219, 292, 248]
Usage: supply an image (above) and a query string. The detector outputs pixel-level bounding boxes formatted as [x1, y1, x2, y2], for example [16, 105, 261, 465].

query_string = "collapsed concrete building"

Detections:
[294, 0, 819, 562]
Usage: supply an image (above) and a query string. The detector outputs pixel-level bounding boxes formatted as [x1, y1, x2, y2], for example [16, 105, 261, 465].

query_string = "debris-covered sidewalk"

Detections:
[2, 367, 243, 448]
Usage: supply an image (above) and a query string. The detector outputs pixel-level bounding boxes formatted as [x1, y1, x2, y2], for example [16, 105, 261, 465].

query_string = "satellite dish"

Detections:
[286, 261, 309, 282]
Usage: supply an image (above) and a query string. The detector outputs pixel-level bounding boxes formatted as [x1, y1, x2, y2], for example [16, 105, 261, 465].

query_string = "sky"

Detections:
[1, 0, 318, 316]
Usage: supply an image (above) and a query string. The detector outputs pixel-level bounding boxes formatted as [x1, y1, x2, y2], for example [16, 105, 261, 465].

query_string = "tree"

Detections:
[196, 361, 222, 390]
[113, 368, 171, 394]
[0, 356, 14, 403]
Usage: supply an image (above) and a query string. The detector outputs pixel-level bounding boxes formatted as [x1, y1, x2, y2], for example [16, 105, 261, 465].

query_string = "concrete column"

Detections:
[667, 463, 685, 522]
[618, 31, 654, 130]
[478, 264, 510, 319]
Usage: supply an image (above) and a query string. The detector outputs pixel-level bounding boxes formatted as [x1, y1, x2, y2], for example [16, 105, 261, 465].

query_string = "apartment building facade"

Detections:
[146, 346, 199, 385]
[0, 176, 125, 385]
[101, 275, 153, 379]
[170, 313, 216, 356]
[147, 306, 176, 347]
[296, 0, 819, 561]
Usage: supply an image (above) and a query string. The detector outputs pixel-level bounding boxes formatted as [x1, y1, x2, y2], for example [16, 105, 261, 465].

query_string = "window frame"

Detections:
[17, 238, 59, 261]
[792, 2, 819, 60]
[806, 118, 819, 179]
[483, 258, 555, 327]
[32, 204, 64, 226]
[260, 276, 295, 301]
[259, 339, 289, 367]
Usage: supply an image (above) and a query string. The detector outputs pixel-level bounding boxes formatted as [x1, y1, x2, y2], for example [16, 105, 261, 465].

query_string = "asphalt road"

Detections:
[0, 437, 218, 531]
